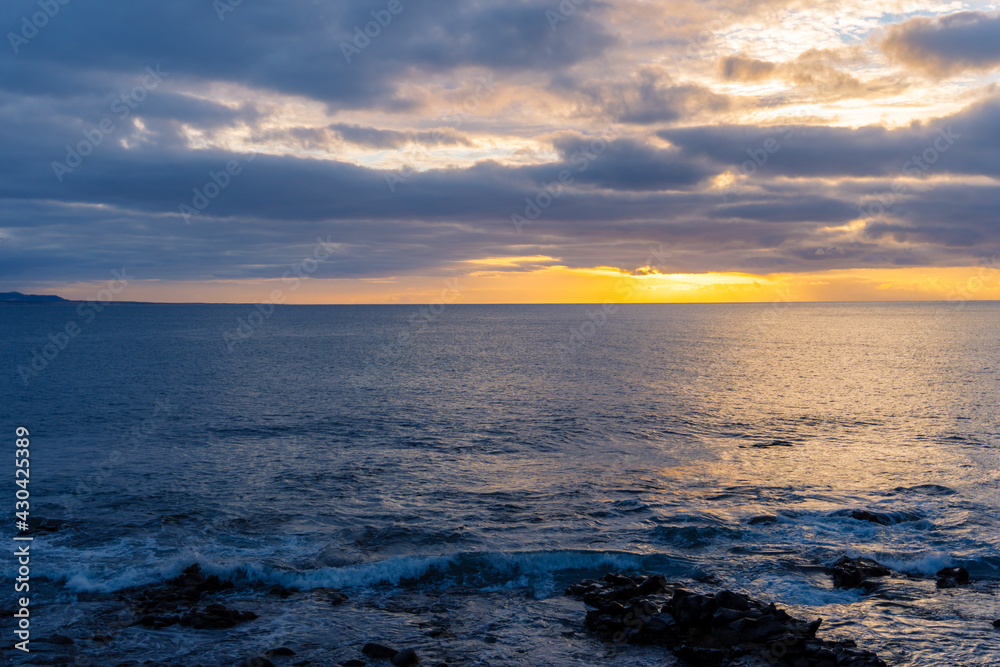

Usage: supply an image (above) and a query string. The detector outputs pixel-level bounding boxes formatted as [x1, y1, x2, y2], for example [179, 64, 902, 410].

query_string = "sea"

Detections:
[1, 302, 999, 665]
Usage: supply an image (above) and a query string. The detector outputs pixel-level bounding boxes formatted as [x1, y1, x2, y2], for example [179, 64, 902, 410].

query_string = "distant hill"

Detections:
[0, 291, 69, 303]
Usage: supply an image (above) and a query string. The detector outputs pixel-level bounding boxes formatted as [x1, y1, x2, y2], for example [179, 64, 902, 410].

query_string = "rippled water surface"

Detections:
[1, 303, 999, 665]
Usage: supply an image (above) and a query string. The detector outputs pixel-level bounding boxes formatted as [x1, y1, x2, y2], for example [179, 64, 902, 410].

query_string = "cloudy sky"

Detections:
[2, 0, 999, 303]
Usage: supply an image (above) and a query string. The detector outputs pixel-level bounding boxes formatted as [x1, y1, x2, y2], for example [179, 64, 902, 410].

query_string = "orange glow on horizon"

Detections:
[32, 265, 1000, 305]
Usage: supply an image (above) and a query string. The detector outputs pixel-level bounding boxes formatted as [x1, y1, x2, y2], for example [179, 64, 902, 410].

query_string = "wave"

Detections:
[55, 549, 694, 596]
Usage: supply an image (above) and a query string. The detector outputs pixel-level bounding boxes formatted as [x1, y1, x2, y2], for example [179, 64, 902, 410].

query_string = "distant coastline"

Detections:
[0, 291, 69, 304]
[3, 292, 1000, 306]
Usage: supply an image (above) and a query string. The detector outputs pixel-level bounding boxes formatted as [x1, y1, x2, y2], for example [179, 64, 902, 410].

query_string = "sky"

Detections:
[2, 0, 1000, 304]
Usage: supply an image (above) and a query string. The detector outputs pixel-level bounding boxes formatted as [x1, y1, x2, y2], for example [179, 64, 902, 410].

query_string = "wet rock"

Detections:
[748, 514, 778, 525]
[269, 584, 297, 598]
[119, 564, 257, 630]
[390, 648, 419, 666]
[135, 614, 181, 628]
[993, 619, 1000, 628]
[756, 439, 794, 448]
[848, 509, 921, 525]
[266, 647, 296, 657]
[362, 643, 399, 659]
[235, 657, 275, 667]
[830, 556, 891, 589]
[935, 566, 970, 589]
[567, 572, 887, 666]
[312, 588, 349, 605]
[182, 603, 258, 629]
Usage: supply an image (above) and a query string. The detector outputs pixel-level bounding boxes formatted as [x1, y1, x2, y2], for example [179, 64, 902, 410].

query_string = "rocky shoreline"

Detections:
[8, 558, 999, 666]
[567, 573, 886, 666]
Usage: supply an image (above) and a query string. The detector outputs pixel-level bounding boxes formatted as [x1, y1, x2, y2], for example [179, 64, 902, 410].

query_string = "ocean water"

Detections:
[1, 302, 999, 665]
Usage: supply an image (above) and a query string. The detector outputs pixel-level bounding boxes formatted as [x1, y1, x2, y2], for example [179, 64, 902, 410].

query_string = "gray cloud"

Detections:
[881, 10, 1000, 75]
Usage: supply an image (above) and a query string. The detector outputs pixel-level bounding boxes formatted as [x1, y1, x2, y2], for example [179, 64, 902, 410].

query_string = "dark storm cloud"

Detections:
[881, 10, 1000, 75]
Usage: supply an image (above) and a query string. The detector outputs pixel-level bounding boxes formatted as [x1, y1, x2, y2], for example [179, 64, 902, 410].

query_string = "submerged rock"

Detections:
[391, 647, 420, 666]
[751, 440, 795, 448]
[269, 584, 297, 598]
[936, 566, 970, 589]
[311, 587, 350, 605]
[567, 572, 887, 666]
[235, 657, 275, 667]
[747, 515, 778, 525]
[181, 603, 258, 629]
[121, 564, 256, 630]
[362, 642, 400, 659]
[831, 556, 891, 590]
[847, 509, 921, 525]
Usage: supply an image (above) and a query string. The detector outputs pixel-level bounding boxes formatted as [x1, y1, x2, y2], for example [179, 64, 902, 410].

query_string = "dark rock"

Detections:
[342, 661, 366, 667]
[567, 572, 887, 666]
[310, 587, 349, 605]
[235, 658, 275, 667]
[847, 509, 922, 525]
[830, 556, 891, 589]
[992, 619, 1000, 628]
[119, 564, 258, 631]
[266, 647, 297, 657]
[135, 614, 181, 628]
[390, 648, 419, 666]
[748, 514, 778, 525]
[180, 604, 258, 629]
[269, 585, 297, 598]
[935, 566, 970, 589]
[362, 643, 399, 659]
[753, 440, 794, 448]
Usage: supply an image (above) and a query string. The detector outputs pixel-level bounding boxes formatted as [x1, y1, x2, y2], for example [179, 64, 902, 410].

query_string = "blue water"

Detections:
[1, 303, 999, 665]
